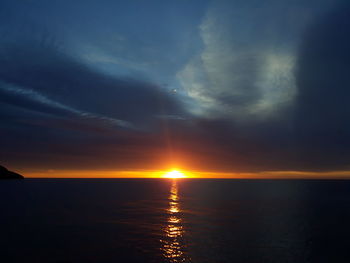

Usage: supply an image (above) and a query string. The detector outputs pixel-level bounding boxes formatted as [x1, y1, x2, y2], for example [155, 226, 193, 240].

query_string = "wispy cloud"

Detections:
[177, 2, 298, 122]
[0, 81, 134, 128]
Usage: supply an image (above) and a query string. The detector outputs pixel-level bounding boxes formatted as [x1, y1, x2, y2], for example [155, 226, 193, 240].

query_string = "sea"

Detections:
[1, 179, 350, 263]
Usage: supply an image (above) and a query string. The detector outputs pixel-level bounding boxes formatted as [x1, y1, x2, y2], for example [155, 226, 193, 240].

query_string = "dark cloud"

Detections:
[0, 27, 186, 130]
[294, 3, 350, 170]
[0, 10, 186, 170]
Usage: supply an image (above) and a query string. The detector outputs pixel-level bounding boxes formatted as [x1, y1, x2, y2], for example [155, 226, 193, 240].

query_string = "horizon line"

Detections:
[18, 169, 350, 179]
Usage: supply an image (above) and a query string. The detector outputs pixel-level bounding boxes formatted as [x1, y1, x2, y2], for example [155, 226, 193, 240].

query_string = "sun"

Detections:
[163, 170, 187, 179]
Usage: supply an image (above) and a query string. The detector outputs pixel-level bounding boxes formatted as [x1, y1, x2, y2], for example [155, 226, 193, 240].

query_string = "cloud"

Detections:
[0, 81, 134, 128]
[0, 11, 188, 170]
[175, 0, 350, 172]
[293, 3, 350, 168]
[0, 29, 185, 131]
[176, 1, 301, 122]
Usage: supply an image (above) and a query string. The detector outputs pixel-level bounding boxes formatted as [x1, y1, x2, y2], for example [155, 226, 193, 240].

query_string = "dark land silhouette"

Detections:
[0, 165, 24, 179]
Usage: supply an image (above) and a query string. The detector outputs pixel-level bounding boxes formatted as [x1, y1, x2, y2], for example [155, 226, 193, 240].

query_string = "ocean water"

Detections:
[1, 179, 350, 263]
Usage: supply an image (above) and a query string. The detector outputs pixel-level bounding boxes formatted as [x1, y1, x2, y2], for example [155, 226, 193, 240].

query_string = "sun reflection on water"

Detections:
[160, 180, 190, 262]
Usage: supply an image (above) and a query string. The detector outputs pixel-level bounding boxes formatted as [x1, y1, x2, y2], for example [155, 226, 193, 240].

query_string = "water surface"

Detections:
[1, 179, 350, 262]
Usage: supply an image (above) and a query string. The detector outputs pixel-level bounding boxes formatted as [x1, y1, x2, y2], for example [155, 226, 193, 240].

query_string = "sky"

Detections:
[1, 0, 350, 177]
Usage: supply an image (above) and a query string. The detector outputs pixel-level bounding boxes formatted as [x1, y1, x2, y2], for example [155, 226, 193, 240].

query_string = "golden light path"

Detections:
[160, 180, 189, 262]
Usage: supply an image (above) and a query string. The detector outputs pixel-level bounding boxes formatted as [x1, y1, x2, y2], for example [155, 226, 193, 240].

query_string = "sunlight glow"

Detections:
[163, 170, 187, 179]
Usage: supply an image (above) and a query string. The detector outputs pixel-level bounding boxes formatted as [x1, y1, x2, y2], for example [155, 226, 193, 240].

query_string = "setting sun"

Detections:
[163, 170, 187, 179]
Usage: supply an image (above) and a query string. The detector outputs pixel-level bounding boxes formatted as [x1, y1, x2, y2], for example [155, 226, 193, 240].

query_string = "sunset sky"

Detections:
[1, 0, 350, 178]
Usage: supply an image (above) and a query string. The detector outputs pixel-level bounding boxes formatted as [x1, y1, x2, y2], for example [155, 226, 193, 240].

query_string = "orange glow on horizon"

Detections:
[20, 169, 350, 179]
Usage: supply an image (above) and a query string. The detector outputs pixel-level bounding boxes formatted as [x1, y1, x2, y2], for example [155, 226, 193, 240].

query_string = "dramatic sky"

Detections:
[1, 0, 350, 176]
